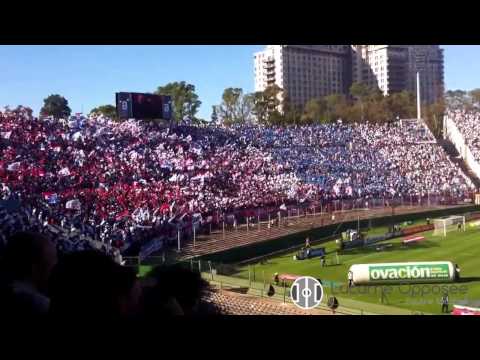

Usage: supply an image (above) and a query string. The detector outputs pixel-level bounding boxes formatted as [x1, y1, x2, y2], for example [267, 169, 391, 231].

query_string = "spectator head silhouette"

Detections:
[1, 231, 57, 293]
[0, 231, 57, 319]
[141, 265, 212, 317]
[48, 250, 140, 321]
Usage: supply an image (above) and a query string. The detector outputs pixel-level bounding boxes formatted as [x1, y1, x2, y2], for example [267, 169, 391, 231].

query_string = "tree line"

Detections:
[31, 84, 480, 139]
[212, 82, 447, 138]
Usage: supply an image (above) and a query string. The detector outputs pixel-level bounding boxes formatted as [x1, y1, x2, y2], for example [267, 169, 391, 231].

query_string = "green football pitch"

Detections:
[230, 223, 480, 314]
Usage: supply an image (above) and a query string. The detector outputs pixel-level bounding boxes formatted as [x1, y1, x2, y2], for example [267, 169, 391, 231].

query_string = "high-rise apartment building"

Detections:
[254, 45, 351, 109]
[351, 45, 410, 96]
[254, 45, 444, 112]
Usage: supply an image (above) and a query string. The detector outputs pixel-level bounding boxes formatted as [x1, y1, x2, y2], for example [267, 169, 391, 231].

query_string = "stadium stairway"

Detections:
[452, 157, 480, 189]
[203, 289, 334, 315]
[440, 139, 480, 189]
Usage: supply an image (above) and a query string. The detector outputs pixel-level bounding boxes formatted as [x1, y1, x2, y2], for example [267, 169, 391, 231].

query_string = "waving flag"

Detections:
[1, 131, 12, 139]
[72, 131, 83, 141]
[58, 167, 70, 176]
[346, 185, 353, 196]
[7, 162, 21, 171]
[66, 199, 81, 210]
[43, 192, 59, 204]
[160, 203, 170, 214]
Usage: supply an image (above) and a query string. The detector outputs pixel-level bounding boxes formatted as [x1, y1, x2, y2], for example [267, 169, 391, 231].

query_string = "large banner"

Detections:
[349, 262, 457, 285]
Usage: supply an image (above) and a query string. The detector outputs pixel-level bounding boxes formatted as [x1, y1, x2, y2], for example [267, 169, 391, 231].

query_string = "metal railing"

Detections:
[167, 191, 476, 252]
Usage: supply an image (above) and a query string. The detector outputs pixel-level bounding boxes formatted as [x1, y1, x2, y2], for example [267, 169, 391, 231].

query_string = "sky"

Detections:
[0, 45, 479, 120]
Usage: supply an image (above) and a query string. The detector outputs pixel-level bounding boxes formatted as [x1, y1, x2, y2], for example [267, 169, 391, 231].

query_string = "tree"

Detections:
[324, 94, 348, 123]
[211, 105, 219, 124]
[267, 110, 285, 126]
[263, 85, 283, 113]
[301, 98, 325, 124]
[40, 94, 71, 119]
[217, 88, 256, 126]
[90, 104, 117, 119]
[155, 81, 201, 123]
[283, 94, 302, 125]
[239, 93, 255, 124]
[386, 91, 416, 120]
[12, 105, 33, 118]
[445, 90, 469, 110]
[218, 87, 243, 125]
[367, 96, 391, 124]
[251, 91, 269, 124]
[349, 82, 370, 122]
[469, 88, 480, 108]
[424, 99, 445, 138]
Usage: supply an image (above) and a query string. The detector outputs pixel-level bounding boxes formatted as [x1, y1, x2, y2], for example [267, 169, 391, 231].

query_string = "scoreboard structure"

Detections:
[116, 92, 172, 120]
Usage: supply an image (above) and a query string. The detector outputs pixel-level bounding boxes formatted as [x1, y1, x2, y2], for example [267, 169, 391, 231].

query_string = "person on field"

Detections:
[348, 271, 354, 288]
[328, 296, 339, 314]
[441, 292, 449, 313]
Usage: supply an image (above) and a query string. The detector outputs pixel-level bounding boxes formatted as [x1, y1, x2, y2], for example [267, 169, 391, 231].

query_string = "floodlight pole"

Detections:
[417, 72, 422, 120]
[193, 224, 196, 247]
[177, 228, 181, 252]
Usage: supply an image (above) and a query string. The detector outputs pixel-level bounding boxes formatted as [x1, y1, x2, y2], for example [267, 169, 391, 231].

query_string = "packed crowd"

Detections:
[0, 108, 475, 254]
[228, 120, 472, 198]
[448, 109, 480, 162]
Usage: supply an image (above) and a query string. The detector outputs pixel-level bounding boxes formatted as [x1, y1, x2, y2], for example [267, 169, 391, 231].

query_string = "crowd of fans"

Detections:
[228, 120, 473, 199]
[0, 108, 475, 256]
[448, 108, 480, 162]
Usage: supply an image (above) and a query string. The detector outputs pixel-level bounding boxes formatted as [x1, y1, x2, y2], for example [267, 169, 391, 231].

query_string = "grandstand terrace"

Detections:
[0, 108, 476, 258]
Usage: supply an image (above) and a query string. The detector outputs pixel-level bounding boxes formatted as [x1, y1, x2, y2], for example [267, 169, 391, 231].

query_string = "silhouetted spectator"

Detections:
[0, 231, 57, 320]
[48, 250, 141, 321]
[140, 265, 215, 317]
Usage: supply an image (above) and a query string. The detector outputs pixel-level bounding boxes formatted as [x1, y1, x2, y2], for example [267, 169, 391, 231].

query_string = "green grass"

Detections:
[138, 265, 153, 277]
[231, 225, 480, 314]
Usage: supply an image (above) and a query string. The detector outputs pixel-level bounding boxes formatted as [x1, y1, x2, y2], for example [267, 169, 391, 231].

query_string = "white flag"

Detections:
[7, 162, 21, 171]
[58, 167, 71, 176]
[66, 199, 81, 210]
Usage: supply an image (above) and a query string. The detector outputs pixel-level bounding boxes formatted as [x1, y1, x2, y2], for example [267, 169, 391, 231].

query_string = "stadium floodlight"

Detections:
[433, 215, 466, 237]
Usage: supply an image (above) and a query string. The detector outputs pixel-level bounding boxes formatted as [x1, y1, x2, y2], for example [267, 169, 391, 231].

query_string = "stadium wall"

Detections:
[196, 205, 480, 264]
[444, 116, 480, 179]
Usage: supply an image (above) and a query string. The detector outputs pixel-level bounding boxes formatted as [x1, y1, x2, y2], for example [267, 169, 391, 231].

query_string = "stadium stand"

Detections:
[0, 108, 476, 257]
[448, 109, 480, 162]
